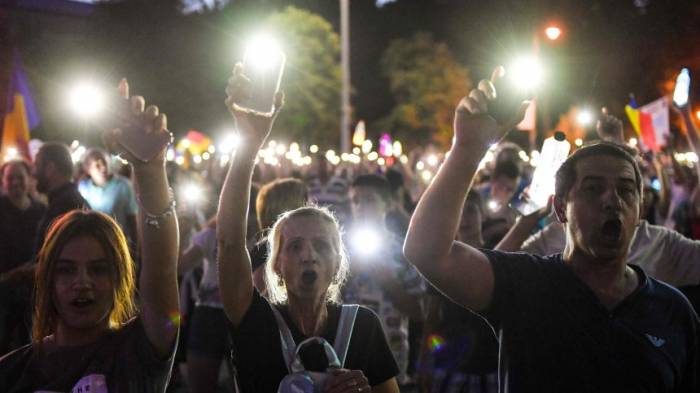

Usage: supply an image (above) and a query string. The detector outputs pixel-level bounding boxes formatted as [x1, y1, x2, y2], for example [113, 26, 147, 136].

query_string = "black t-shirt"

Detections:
[0, 317, 176, 393]
[34, 183, 89, 255]
[229, 291, 399, 393]
[480, 249, 699, 393]
[0, 196, 45, 273]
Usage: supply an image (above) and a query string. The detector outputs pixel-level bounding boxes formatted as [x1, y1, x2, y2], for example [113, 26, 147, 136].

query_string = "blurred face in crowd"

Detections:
[490, 174, 519, 205]
[87, 157, 110, 186]
[33, 151, 50, 194]
[276, 216, 340, 303]
[53, 235, 114, 335]
[557, 155, 641, 262]
[350, 186, 388, 224]
[2, 162, 30, 200]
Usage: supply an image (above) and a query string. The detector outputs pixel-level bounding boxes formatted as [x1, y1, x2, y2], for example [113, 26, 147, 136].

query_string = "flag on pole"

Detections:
[624, 96, 669, 152]
[1, 53, 40, 161]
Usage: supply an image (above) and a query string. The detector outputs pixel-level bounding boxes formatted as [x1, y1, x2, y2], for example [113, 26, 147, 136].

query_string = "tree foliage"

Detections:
[265, 6, 341, 147]
[378, 32, 471, 149]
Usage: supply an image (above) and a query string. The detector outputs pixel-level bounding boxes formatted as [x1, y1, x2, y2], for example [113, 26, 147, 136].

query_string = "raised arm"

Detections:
[217, 64, 283, 326]
[105, 79, 179, 357]
[403, 69, 528, 311]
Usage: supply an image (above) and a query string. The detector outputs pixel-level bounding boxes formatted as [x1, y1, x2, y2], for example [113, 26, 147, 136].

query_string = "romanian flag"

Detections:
[625, 96, 669, 152]
[1, 54, 40, 161]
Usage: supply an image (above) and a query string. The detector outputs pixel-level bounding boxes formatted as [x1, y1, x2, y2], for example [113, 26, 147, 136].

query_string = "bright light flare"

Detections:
[488, 200, 500, 212]
[577, 109, 594, 126]
[575, 138, 583, 147]
[351, 227, 381, 257]
[181, 183, 205, 204]
[507, 56, 543, 91]
[68, 82, 104, 119]
[310, 145, 319, 154]
[218, 134, 240, 154]
[545, 26, 562, 41]
[244, 34, 283, 72]
[628, 138, 638, 148]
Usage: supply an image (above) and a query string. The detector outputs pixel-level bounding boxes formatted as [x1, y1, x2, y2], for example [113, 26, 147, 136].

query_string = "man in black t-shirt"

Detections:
[33, 142, 90, 254]
[404, 74, 699, 393]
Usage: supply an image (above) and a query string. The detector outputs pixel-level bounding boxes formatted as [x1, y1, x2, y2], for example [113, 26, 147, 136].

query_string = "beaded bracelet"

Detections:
[138, 188, 176, 229]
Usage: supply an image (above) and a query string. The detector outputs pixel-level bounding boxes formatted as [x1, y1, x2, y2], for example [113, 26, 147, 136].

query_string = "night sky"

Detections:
[5, 0, 700, 146]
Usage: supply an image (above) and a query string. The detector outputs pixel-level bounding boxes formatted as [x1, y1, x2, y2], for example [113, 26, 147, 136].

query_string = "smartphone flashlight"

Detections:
[673, 68, 691, 108]
[241, 35, 286, 113]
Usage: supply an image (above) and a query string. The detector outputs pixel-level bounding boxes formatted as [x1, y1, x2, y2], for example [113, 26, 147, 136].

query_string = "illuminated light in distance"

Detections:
[628, 138, 638, 148]
[175, 156, 185, 166]
[192, 155, 202, 164]
[218, 134, 240, 154]
[182, 183, 204, 204]
[545, 26, 562, 41]
[68, 82, 104, 119]
[392, 141, 402, 157]
[488, 200, 500, 212]
[421, 170, 432, 182]
[309, 144, 319, 154]
[377, 157, 386, 166]
[400, 155, 408, 164]
[427, 154, 439, 166]
[576, 110, 594, 126]
[367, 152, 379, 161]
[361, 140, 373, 154]
[351, 227, 381, 257]
[352, 147, 361, 155]
[575, 138, 583, 147]
[202, 152, 211, 160]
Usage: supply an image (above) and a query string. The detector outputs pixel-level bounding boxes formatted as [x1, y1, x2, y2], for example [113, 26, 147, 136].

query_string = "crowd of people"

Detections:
[0, 63, 699, 393]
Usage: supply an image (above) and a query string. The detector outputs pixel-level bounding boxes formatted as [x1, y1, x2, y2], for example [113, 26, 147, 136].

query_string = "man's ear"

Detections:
[553, 196, 567, 223]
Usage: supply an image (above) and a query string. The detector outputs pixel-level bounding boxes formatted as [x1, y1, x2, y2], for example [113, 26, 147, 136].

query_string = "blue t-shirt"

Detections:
[479, 249, 699, 393]
[79, 175, 137, 235]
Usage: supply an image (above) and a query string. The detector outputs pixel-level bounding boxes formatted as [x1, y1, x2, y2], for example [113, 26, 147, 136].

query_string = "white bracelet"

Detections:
[138, 188, 176, 229]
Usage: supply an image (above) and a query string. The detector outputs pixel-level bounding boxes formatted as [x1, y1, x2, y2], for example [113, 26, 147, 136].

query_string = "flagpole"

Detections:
[340, 0, 351, 153]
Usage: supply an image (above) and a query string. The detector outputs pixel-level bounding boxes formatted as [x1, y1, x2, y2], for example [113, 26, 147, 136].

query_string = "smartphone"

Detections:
[104, 94, 173, 163]
[240, 45, 286, 113]
[673, 68, 690, 108]
[490, 69, 533, 125]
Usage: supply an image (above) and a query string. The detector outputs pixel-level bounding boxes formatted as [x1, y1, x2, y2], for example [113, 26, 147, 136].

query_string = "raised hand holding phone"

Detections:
[225, 63, 284, 151]
[103, 79, 172, 165]
[454, 66, 530, 148]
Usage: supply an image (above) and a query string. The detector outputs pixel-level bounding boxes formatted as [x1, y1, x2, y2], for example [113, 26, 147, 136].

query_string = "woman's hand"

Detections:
[324, 369, 371, 393]
[103, 78, 171, 169]
[225, 63, 284, 152]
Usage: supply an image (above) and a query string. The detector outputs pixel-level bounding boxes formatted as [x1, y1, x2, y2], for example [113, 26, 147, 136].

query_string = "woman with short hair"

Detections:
[217, 64, 400, 393]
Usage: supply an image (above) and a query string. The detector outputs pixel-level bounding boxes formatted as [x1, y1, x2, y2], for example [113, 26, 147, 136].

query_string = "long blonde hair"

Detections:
[33, 210, 137, 341]
[264, 206, 349, 304]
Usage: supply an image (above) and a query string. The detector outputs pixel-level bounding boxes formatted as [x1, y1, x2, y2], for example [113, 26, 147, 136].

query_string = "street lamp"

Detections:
[545, 26, 562, 41]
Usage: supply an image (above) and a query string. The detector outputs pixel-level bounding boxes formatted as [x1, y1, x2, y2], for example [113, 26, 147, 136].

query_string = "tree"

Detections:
[378, 32, 471, 149]
[265, 6, 341, 147]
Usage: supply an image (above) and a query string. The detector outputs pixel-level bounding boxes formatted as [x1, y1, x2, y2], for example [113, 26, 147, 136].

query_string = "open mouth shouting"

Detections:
[600, 218, 623, 243]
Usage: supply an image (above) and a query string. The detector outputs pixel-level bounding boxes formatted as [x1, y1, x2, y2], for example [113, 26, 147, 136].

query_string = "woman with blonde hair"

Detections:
[0, 81, 179, 392]
[217, 64, 399, 393]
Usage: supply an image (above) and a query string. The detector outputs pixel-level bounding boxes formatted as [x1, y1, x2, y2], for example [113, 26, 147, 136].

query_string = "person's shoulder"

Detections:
[0, 341, 34, 370]
[645, 275, 699, 320]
